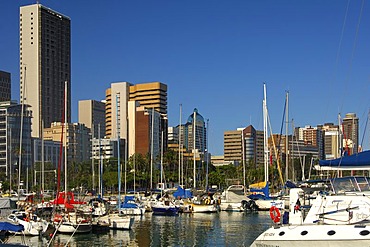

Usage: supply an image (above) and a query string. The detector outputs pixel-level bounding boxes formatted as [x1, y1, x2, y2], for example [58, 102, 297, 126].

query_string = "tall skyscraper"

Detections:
[20, 4, 71, 138]
[0, 71, 11, 101]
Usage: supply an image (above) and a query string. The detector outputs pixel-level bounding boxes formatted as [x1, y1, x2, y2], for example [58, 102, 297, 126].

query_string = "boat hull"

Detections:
[251, 224, 370, 247]
[100, 214, 134, 230]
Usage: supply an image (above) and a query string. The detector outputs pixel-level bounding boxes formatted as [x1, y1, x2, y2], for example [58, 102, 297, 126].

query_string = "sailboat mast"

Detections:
[193, 111, 196, 189]
[17, 66, 26, 204]
[178, 104, 182, 186]
[160, 130, 164, 197]
[64, 81, 68, 195]
[150, 108, 154, 190]
[116, 94, 121, 209]
[285, 91, 289, 182]
[263, 83, 269, 184]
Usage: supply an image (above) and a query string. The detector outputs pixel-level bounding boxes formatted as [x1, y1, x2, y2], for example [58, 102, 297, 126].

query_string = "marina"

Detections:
[1, 211, 271, 246]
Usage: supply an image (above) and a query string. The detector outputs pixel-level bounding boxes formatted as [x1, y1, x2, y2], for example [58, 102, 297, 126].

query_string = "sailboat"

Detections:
[52, 81, 92, 234]
[99, 94, 134, 230]
[248, 84, 285, 210]
[151, 131, 180, 216]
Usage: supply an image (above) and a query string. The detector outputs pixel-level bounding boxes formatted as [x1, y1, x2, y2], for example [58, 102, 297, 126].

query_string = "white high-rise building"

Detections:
[20, 4, 71, 138]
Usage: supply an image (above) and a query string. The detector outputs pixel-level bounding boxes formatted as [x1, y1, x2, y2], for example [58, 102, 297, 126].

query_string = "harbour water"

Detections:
[7, 211, 271, 247]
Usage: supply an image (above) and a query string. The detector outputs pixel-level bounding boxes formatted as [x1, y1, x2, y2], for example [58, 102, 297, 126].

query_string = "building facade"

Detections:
[20, 4, 71, 138]
[0, 71, 11, 101]
[342, 113, 359, 154]
[0, 101, 32, 177]
[78, 99, 106, 139]
[44, 122, 90, 163]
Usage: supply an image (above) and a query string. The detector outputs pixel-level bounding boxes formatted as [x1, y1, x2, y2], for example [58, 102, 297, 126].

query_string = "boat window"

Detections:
[360, 230, 370, 236]
[327, 230, 336, 236]
[279, 231, 285, 236]
[301, 231, 308, 236]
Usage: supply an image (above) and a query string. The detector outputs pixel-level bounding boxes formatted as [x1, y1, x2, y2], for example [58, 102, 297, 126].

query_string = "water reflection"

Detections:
[3, 212, 271, 247]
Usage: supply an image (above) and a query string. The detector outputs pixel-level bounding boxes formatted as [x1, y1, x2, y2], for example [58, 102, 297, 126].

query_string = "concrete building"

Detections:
[32, 138, 60, 168]
[318, 123, 340, 160]
[20, 4, 71, 138]
[78, 100, 106, 139]
[105, 82, 131, 140]
[91, 138, 120, 160]
[44, 122, 90, 163]
[0, 101, 32, 176]
[224, 129, 243, 164]
[342, 113, 359, 154]
[0, 71, 11, 101]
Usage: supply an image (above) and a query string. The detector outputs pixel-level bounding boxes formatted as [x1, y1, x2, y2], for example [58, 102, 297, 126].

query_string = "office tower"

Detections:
[185, 108, 207, 153]
[78, 100, 106, 138]
[129, 82, 167, 115]
[130, 82, 168, 151]
[105, 82, 131, 139]
[20, 4, 71, 138]
[224, 129, 243, 164]
[0, 71, 11, 101]
[44, 122, 90, 163]
[342, 113, 359, 154]
[0, 101, 32, 176]
[319, 123, 340, 160]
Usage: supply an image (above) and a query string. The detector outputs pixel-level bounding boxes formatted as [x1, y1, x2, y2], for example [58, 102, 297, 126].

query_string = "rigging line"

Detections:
[340, 0, 365, 113]
[323, 0, 350, 123]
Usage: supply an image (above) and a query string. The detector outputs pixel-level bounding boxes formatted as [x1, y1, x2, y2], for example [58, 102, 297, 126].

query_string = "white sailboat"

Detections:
[248, 84, 284, 210]
[99, 93, 134, 230]
[53, 81, 92, 234]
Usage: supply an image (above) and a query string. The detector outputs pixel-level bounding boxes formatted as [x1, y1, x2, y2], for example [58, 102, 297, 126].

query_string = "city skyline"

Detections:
[1, 1, 370, 155]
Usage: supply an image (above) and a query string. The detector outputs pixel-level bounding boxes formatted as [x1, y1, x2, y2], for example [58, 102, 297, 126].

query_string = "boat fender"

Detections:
[269, 206, 281, 223]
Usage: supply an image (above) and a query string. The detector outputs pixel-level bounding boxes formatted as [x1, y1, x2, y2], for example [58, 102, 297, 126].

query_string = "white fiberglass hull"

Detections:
[56, 221, 92, 234]
[191, 204, 218, 213]
[120, 207, 145, 215]
[100, 214, 134, 230]
[251, 224, 370, 247]
[254, 199, 284, 211]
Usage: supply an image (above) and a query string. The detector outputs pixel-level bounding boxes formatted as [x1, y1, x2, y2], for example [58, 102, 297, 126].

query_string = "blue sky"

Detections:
[1, 0, 370, 155]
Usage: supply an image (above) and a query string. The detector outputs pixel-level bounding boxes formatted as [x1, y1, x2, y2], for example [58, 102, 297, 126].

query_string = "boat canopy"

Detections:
[317, 150, 370, 170]
[173, 186, 192, 199]
[0, 222, 24, 232]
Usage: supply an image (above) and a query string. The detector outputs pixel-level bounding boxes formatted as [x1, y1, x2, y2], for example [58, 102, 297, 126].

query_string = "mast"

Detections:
[206, 119, 209, 191]
[285, 91, 289, 182]
[242, 127, 245, 191]
[41, 119, 44, 195]
[193, 110, 196, 189]
[91, 123, 95, 193]
[263, 83, 269, 184]
[160, 130, 164, 197]
[116, 94, 121, 209]
[150, 108, 154, 190]
[178, 104, 182, 186]
[17, 66, 26, 204]
[64, 81, 68, 198]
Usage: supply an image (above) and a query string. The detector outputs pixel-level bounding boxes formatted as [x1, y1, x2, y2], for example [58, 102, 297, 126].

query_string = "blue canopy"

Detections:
[0, 222, 24, 232]
[173, 186, 192, 199]
[318, 150, 370, 170]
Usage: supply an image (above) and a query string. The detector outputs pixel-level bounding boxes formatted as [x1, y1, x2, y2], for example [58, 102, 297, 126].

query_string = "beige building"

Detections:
[78, 100, 106, 138]
[20, 4, 71, 138]
[105, 82, 131, 140]
[224, 129, 243, 164]
[129, 82, 167, 115]
[44, 122, 90, 163]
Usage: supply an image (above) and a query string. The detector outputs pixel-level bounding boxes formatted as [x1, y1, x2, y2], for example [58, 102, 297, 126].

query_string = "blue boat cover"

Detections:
[319, 150, 370, 169]
[173, 186, 192, 199]
[0, 222, 24, 232]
